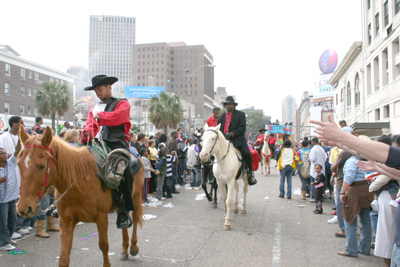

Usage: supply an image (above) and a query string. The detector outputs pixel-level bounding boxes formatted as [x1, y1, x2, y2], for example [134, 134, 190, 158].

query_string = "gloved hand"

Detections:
[224, 132, 233, 140]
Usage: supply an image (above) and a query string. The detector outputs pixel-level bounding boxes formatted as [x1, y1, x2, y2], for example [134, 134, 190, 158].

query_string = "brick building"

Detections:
[0, 45, 75, 129]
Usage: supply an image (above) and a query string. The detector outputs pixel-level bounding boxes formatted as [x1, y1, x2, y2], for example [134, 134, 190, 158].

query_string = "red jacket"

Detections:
[81, 100, 131, 144]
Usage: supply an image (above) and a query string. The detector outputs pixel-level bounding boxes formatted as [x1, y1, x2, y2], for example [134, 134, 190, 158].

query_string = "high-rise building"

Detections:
[131, 42, 215, 120]
[281, 95, 297, 124]
[89, 15, 135, 94]
[67, 66, 89, 98]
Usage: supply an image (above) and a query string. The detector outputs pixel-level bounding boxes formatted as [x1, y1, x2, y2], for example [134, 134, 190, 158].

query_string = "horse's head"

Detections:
[200, 124, 222, 162]
[264, 133, 269, 142]
[17, 125, 57, 218]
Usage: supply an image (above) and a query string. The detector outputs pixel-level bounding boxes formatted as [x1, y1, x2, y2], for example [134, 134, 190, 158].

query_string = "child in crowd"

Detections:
[311, 164, 325, 214]
[164, 150, 177, 198]
[140, 148, 155, 204]
[368, 170, 400, 210]
[155, 148, 168, 200]
[0, 138, 22, 251]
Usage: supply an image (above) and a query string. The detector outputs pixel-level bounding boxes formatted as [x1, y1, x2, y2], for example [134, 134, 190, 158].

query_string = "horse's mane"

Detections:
[24, 135, 98, 194]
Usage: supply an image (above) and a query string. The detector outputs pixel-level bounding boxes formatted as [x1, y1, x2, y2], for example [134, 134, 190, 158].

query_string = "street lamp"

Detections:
[185, 64, 216, 135]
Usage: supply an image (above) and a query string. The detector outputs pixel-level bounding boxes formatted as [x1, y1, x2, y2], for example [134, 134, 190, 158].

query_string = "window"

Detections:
[21, 86, 25, 97]
[28, 88, 31, 96]
[28, 71, 32, 78]
[27, 106, 31, 114]
[368, 23, 372, 45]
[396, 0, 400, 15]
[34, 107, 37, 115]
[20, 105, 24, 115]
[384, 1, 389, 26]
[375, 108, 381, 120]
[375, 13, 380, 36]
[340, 87, 344, 101]
[368, 0, 371, 9]
[355, 73, 360, 106]
[21, 68, 25, 78]
[4, 102, 9, 113]
[138, 76, 140, 80]
[5, 83, 10, 95]
[347, 82, 351, 109]
[384, 105, 390, 118]
[5, 64, 10, 76]
[336, 93, 338, 105]
[50, 77, 54, 82]
[35, 72, 39, 81]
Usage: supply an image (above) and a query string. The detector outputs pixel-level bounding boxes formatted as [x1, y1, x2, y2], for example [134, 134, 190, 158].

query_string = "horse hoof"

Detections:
[120, 253, 129, 261]
[242, 210, 247, 214]
[233, 209, 238, 214]
[129, 247, 139, 257]
[224, 225, 230, 230]
[207, 196, 212, 202]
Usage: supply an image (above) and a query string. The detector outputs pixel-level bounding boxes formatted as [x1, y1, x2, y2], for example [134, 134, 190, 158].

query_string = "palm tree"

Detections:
[148, 92, 184, 133]
[34, 81, 71, 132]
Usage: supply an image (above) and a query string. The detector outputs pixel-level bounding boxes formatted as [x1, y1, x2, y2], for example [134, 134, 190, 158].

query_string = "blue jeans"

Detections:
[279, 165, 293, 198]
[36, 194, 50, 220]
[310, 177, 316, 199]
[392, 243, 400, 267]
[177, 158, 186, 185]
[163, 176, 172, 198]
[336, 185, 345, 231]
[297, 164, 310, 191]
[344, 207, 372, 256]
[0, 200, 17, 247]
[370, 210, 378, 239]
[190, 168, 202, 187]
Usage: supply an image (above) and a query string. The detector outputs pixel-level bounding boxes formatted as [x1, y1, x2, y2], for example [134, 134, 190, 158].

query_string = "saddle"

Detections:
[89, 142, 142, 190]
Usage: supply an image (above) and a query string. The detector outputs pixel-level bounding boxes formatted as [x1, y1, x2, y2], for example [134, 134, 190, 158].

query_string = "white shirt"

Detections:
[309, 144, 327, 178]
[341, 126, 353, 134]
[0, 132, 18, 155]
[93, 103, 107, 139]
[0, 155, 19, 203]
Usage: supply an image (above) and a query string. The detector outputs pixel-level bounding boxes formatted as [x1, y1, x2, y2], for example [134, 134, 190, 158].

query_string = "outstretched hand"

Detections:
[356, 160, 378, 172]
[310, 114, 342, 143]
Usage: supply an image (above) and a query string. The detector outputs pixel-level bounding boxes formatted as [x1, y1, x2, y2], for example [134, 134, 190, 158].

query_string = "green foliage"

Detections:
[34, 81, 71, 132]
[148, 91, 184, 133]
[131, 126, 140, 133]
[243, 110, 271, 142]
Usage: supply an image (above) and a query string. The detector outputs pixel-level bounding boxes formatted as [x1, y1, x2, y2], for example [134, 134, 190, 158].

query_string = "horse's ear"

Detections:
[216, 123, 221, 129]
[41, 126, 53, 147]
[204, 123, 209, 130]
[20, 125, 30, 144]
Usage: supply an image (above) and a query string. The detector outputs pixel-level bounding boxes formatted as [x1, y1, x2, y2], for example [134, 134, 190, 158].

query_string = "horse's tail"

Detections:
[132, 157, 145, 228]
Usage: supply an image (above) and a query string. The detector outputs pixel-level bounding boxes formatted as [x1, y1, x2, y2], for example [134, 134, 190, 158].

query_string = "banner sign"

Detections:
[124, 86, 165, 99]
[265, 125, 292, 135]
[74, 96, 95, 110]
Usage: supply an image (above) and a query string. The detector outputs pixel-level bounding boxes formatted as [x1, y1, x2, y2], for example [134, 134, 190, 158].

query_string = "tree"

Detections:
[34, 81, 71, 132]
[243, 110, 271, 142]
[148, 91, 184, 133]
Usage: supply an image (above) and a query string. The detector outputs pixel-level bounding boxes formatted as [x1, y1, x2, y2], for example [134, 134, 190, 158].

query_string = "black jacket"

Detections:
[217, 109, 247, 147]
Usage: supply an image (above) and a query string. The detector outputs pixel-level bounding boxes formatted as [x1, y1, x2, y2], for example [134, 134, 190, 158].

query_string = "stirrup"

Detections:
[116, 211, 133, 229]
[247, 170, 257, 186]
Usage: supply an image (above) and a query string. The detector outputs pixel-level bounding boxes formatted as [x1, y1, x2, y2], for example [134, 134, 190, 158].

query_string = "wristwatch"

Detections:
[340, 192, 345, 195]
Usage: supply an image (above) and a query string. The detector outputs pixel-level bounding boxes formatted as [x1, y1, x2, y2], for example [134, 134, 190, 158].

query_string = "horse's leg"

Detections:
[96, 213, 111, 267]
[242, 174, 249, 214]
[120, 228, 129, 261]
[233, 181, 239, 214]
[212, 180, 218, 208]
[267, 158, 271, 174]
[224, 180, 235, 230]
[201, 166, 212, 202]
[130, 168, 144, 258]
[219, 180, 227, 219]
[58, 215, 77, 267]
[260, 158, 264, 174]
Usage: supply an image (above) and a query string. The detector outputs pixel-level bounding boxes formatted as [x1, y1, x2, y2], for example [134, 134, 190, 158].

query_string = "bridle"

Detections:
[204, 129, 231, 164]
[24, 144, 74, 214]
[24, 145, 57, 199]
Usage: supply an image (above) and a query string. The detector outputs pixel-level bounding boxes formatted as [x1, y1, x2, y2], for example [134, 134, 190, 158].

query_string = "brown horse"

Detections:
[16, 126, 144, 267]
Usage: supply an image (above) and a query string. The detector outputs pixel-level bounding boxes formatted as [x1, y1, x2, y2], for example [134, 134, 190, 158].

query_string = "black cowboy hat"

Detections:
[259, 129, 266, 133]
[84, 75, 118, 91]
[222, 96, 238, 106]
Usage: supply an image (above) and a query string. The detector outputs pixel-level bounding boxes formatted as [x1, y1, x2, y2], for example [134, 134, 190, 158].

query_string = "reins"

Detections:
[205, 129, 231, 165]
[24, 144, 74, 211]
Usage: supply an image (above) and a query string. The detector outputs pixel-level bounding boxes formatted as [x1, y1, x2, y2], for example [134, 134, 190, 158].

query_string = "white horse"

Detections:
[260, 133, 272, 176]
[200, 124, 248, 230]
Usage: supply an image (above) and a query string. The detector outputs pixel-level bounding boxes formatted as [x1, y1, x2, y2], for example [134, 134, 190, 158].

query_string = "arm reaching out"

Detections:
[356, 160, 400, 181]
[311, 114, 390, 163]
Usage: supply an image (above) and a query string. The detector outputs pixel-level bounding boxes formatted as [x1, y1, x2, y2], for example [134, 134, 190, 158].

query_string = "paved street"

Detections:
[1, 162, 383, 267]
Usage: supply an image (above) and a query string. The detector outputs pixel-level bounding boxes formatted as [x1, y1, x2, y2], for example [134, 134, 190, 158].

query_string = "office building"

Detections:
[89, 15, 136, 94]
[281, 95, 297, 124]
[0, 45, 74, 129]
[67, 66, 89, 98]
[131, 41, 216, 121]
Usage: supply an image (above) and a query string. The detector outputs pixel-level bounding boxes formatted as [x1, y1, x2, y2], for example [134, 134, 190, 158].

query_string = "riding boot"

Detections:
[35, 220, 50, 238]
[116, 200, 133, 229]
[247, 169, 257, 186]
[46, 216, 60, 231]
